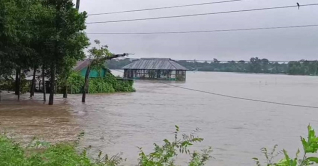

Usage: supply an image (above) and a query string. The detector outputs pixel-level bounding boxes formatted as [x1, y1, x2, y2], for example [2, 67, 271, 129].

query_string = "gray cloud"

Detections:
[77, 0, 318, 61]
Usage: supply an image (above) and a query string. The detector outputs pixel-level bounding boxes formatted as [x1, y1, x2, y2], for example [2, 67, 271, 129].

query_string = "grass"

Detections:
[0, 135, 122, 166]
[0, 126, 211, 166]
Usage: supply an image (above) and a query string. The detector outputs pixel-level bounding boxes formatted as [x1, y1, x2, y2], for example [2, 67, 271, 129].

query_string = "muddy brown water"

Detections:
[1, 72, 318, 165]
[0, 98, 80, 144]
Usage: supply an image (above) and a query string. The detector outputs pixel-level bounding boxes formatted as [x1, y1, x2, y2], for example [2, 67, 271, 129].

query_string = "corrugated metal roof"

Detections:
[73, 59, 92, 71]
[123, 58, 187, 70]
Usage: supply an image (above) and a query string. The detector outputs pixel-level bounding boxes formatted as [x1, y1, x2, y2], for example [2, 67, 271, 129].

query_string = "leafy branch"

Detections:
[253, 125, 318, 166]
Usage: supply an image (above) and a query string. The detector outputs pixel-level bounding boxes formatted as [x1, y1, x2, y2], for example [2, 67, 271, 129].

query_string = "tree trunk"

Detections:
[17, 71, 21, 101]
[82, 65, 91, 103]
[42, 66, 46, 101]
[15, 68, 20, 95]
[63, 86, 67, 98]
[50, 1, 60, 105]
[80, 54, 127, 103]
[30, 67, 36, 97]
[76, 0, 80, 9]
[49, 64, 56, 105]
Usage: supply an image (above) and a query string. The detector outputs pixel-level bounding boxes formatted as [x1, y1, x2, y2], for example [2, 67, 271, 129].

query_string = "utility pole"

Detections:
[76, 0, 80, 9]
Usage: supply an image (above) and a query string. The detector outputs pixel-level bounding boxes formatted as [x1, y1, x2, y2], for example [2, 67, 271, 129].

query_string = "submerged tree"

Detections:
[82, 40, 128, 103]
[0, 0, 89, 104]
[41, 0, 89, 105]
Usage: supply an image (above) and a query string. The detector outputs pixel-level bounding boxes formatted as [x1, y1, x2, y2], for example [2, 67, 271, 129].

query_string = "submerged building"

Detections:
[123, 58, 187, 81]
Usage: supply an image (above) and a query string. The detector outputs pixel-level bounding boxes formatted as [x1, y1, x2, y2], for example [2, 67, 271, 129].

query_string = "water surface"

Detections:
[69, 72, 318, 165]
[1, 72, 318, 165]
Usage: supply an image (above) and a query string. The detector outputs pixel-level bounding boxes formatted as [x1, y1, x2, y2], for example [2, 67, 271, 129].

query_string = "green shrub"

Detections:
[0, 75, 29, 94]
[254, 125, 318, 166]
[0, 126, 210, 166]
[4, 125, 317, 166]
[0, 135, 122, 166]
[0, 135, 26, 165]
[139, 126, 212, 166]
[68, 72, 85, 94]
[67, 72, 135, 94]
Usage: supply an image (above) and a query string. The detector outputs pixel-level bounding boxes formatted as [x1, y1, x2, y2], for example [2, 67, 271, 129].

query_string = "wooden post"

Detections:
[76, 0, 80, 9]
[42, 66, 46, 101]
[15, 69, 20, 95]
[63, 86, 67, 98]
[82, 65, 91, 103]
[30, 67, 36, 97]
[49, 64, 56, 105]
[18, 73, 21, 101]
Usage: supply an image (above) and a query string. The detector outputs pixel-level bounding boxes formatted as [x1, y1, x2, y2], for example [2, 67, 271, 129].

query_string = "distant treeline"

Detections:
[106, 58, 318, 76]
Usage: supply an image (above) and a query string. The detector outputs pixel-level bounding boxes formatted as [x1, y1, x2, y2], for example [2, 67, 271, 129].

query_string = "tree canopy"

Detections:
[106, 58, 318, 76]
[0, 0, 89, 104]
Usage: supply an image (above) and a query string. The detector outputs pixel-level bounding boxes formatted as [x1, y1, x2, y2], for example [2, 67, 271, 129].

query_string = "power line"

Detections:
[87, 24, 318, 35]
[88, 0, 243, 16]
[86, 3, 318, 24]
[160, 83, 318, 109]
[111, 69, 318, 109]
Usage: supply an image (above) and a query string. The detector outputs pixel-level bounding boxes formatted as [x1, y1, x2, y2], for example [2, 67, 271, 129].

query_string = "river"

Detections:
[1, 71, 318, 165]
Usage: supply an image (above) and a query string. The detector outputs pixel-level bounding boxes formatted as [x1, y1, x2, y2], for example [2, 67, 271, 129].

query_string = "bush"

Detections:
[254, 125, 318, 166]
[139, 126, 212, 166]
[0, 75, 29, 94]
[0, 126, 210, 166]
[3, 125, 317, 166]
[0, 134, 123, 166]
[67, 72, 135, 94]
[68, 72, 85, 94]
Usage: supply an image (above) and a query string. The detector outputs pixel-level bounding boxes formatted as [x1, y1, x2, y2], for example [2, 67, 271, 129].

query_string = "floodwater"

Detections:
[0, 98, 80, 144]
[1, 72, 318, 165]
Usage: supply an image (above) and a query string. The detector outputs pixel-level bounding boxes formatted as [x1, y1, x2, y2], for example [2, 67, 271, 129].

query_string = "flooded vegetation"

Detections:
[2, 0, 318, 165]
[1, 72, 318, 165]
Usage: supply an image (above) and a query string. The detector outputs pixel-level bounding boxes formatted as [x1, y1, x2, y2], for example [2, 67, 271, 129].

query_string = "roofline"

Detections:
[122, 58, 187, 70]
[123, 68, 187, 70]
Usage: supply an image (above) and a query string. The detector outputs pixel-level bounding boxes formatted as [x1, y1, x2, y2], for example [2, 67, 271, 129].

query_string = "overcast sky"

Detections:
[76, 0, 318, 61]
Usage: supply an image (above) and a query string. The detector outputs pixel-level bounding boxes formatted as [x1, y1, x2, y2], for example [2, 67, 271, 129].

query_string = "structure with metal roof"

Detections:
[74, 59, 108, 78]
[123, 58, 187, 81]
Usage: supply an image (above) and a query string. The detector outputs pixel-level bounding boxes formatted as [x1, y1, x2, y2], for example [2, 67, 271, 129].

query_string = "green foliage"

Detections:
[3, 125, 318, 166]
[0, 0, 89, 103]
[138, 126, 212, 166]
[0, 76, 14, 91]
[68, 72, 85, 94]
[107, 58, 318, 76]
[0, 74, 29, 94]
[301, 126, 318, 154]
[254, 125, 318, 166]
[0, 135, 26, 165]
[0, 134, 121, 166]
[288, 61, 318, 76]
[89, 40, 113, 71]
[67, 72, 134, 94]
[0, 126, 210, 166]
[88, 78, 115, 94]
